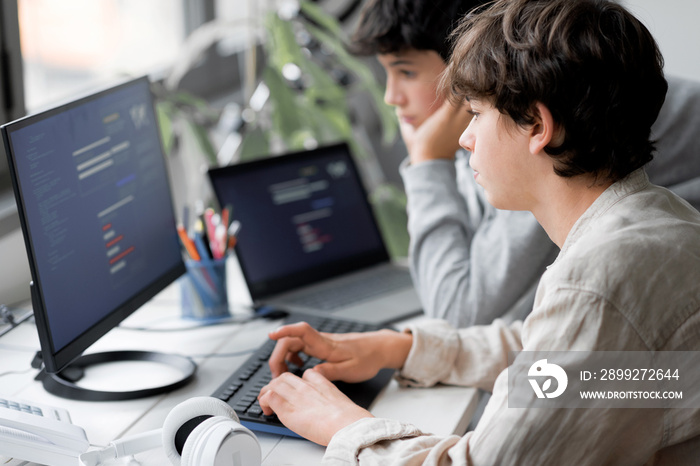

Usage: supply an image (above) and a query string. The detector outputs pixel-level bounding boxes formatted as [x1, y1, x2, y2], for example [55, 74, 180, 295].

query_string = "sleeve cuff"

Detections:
[323, 417, 423, 464]
[400, 157, 458, 191]
[395, 319, 460, 387]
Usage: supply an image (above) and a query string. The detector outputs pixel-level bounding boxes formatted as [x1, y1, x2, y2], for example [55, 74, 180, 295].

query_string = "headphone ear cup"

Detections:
[180, 417, 232, 466]
[162, 397, 239, 465]
[181, 416, 262, 466]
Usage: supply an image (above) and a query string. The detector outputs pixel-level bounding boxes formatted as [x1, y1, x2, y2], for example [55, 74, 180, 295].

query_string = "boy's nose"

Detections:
[383, 78, 405, 107]
[459, 125, 475, 153]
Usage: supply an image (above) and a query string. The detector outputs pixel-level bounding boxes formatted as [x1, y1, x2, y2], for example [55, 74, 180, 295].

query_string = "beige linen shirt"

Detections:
[324, 169, 700, 465]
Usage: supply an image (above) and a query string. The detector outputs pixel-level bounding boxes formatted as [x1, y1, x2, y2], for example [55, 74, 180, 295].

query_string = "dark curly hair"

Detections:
[443, 0, 668, 182]
[349, 0, 490, 61]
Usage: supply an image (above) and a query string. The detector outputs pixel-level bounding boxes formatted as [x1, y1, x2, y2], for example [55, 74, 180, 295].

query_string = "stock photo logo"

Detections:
[528, 359, 568, 399]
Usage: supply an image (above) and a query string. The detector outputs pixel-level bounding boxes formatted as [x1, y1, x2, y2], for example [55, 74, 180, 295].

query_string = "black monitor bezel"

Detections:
[1, 76, 186, 374]
[207, 142, 391, 301]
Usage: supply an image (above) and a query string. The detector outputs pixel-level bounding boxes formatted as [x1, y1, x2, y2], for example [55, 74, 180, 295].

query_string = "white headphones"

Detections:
[79, 397, 261, 466]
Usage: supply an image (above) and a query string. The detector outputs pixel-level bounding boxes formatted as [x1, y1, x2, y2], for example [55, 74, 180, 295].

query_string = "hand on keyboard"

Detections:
[211, 315, 399, 436]
[266, 321, 413, 383]
[258, 368, 373, 446]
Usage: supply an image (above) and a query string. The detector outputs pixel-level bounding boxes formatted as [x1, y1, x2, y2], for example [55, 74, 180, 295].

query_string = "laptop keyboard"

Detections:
[284, 268, 413, 311]
[211, 313, 394, 436]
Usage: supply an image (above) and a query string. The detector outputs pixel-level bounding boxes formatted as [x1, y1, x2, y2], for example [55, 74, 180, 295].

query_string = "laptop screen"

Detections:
[208, 143, 389, 299]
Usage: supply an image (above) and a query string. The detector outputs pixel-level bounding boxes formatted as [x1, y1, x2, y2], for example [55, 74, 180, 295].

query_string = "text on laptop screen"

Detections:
[208, 144, 388, 298]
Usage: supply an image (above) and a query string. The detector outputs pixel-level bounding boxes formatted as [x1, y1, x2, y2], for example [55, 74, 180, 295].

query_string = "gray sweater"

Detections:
[400, 75, 700, 328]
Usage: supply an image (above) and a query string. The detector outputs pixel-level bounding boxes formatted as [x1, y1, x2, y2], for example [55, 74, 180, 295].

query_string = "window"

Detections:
[1, 0, 212, 236]
[18, 0, 187, 112]
[0, 0, 218, 305]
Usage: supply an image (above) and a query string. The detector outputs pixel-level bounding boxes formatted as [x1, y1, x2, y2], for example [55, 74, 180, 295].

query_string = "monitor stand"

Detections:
[33, 350, 197, 401]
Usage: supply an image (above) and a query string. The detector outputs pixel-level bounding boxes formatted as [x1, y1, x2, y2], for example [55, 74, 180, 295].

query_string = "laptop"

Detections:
[207, 142, 422, 325]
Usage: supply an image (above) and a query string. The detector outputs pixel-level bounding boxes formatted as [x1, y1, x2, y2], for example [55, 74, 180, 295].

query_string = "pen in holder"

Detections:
[178, 204, 238, 321]
[180, 257, 231, 321]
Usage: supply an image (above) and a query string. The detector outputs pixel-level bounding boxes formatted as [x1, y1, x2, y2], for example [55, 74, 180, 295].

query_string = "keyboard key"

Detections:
[235, 401, 251, 411]
[240, 395, 257, 405]
[247, 403, 263, 417]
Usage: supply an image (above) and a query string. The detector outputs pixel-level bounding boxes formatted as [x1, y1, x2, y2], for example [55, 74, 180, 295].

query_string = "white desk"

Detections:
[0, 281, 478, 465]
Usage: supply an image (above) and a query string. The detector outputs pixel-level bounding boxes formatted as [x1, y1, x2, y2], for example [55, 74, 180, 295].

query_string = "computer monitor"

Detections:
[1, 76, 194, 400]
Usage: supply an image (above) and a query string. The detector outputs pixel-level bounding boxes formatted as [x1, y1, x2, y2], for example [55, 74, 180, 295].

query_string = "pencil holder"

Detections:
[180, 258, 231, 321]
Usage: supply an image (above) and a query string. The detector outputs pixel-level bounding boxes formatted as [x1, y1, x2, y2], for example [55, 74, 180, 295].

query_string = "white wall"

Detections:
[622, 0, 700, 82]
[0, 228, 31, 305]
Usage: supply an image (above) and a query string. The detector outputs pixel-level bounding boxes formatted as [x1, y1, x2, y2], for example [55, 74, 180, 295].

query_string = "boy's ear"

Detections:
[529, 102, 561, 154]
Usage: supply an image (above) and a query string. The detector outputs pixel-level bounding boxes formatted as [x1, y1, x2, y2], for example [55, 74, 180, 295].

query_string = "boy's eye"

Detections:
[467, 109, 479, 119]
[399, 69, 416, 78]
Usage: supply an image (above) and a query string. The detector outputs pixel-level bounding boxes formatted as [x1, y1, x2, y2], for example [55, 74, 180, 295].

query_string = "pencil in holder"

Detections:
[180, 258, 230, 321]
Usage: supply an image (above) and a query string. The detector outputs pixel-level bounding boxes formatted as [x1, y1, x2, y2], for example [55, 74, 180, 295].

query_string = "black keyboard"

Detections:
[211, 313, 395, 437]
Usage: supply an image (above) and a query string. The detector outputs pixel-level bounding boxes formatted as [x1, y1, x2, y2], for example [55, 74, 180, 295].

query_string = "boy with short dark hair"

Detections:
[349, 0, 560, 329]
[349, 0, 471, 61]
[259, 0, 700, 463]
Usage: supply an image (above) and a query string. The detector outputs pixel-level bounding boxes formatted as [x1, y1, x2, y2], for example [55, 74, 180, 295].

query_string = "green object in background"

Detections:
[155, 89, 219, 166]
[238, 125, 271, 162]
[156, 0, 409, 259]
[370, 183, 410, 259]
[252, 1, 408, 257]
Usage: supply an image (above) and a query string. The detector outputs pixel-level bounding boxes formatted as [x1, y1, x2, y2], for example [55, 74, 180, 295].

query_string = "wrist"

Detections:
[324, 407, 373, 446]
[378, 329, 413, 369]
